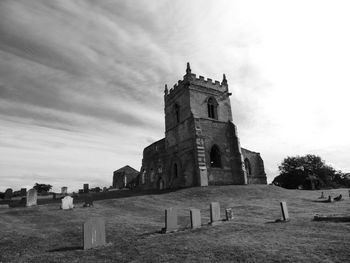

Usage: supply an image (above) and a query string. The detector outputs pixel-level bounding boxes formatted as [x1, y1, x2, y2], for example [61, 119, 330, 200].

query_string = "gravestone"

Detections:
[4, 188, 13, 200]
[328, 196, 334, 202]
[61, 187, 68, 195]
[210, 202, 221, 225]
[83, 194, 93, 207]
[20, 188, 27, 196]
[83, 218, 106, 250]
[61, 196, 74, 210]
[225, 208, 233, 221]
[164, 208, 178, 233]
[320, 192, 325, 199]
[190, 209, 201, 229]
[26, 188, 37, 207]
[280, 201, 289, 221]
[83, 184, 89, 193]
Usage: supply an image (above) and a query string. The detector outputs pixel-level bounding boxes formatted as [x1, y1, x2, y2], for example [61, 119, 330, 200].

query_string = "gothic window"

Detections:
[174, 103, 180, 123]
[210, 145, 221, 168]
[150, 168, 155, 182]
[244, 158, 252, 175]
[207, 97, 218, 119]
[141, 169, 146, 184]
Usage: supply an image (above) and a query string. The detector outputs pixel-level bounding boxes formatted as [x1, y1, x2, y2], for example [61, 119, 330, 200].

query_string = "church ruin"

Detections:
[139, 63, 266, 190]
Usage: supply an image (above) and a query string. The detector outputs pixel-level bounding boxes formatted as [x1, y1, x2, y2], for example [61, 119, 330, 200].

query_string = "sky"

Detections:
[1, 0, 350, 192]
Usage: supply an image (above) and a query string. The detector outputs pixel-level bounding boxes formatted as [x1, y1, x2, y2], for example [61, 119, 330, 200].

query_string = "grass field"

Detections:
[0, 185, 349, 262]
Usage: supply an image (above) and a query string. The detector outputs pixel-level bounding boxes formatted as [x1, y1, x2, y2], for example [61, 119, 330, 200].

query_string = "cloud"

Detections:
[1, 0, 350, 190]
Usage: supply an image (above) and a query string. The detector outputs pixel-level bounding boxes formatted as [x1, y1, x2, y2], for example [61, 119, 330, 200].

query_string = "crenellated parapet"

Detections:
[165, 63, 229, 101]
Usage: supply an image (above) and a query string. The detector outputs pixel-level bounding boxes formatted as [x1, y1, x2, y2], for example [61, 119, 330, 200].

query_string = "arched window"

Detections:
[150, 168, 155, 182]
[173, 163, 178, 178]
[244, 158, 252, 175]
[174, 104, 180, 123]
[141, 169, 146, 184]
[207, 97, 218, 119]
[210, 145, 221, 168]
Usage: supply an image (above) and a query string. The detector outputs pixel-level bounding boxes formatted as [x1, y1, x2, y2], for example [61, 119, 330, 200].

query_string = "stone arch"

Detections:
[210, 144, 222, 168]
[158, 178, 165, 190]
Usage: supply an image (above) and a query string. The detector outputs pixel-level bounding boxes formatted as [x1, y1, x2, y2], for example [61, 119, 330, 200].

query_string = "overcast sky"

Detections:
[1, 0, 349, 192]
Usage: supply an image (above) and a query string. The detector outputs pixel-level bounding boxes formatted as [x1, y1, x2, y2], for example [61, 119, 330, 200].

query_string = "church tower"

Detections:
[163, 63, 247, 187]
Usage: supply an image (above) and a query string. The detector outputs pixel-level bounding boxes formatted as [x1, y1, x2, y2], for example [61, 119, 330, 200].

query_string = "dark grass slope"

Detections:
[0, 185, 349, 262]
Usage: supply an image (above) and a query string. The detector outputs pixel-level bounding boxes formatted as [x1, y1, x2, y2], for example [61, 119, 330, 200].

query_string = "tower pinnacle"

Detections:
[222, 73, 227, 85]
[164, 84, 168, 95]
[186, 62, 191, 75]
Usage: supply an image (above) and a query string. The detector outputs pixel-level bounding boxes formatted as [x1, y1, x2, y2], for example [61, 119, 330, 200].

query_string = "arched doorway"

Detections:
[210, 145, 222, 168]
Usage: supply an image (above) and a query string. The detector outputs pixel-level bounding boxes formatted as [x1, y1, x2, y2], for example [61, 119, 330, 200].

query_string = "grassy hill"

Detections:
[0, 185, 349, 262]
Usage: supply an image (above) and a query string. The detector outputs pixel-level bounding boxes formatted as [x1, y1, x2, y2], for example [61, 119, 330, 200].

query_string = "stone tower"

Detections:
[139, 63, 265, 190]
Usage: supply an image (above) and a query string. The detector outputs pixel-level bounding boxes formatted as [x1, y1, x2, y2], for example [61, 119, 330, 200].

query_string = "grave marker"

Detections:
[210, 202, 221, 225]
[164, 208, 178, 233]
[280, 201, 289, 221]
[190, 209, 201, 229]
[328, 196, 334, 202]
[26, 188, 37, 207]
[61, 196, 74, 210]
[83, 218, 106, 250]
[225, 208, 233, 221]
[84, 194, 94, 207]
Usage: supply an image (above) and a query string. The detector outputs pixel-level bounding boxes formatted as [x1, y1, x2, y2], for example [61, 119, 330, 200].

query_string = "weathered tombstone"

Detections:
[320, 192, 325, 199]
[210, 202, 221, 225]
[164, 208, 178, 233]
[190, 209, 201, 229]
[61, 196, 74, 210]
[83, 194, 93, 207]
[328, 195, 334, 202]
[61, 187, 68, 195]
[225, 208, 233, 221]
[280, 201, 289, 221]
[4, 188, 13, 200]
[26, 188, 37, 207]
[20, 188, 27, 197]
[83, 218, 106, 250]
[83, 184, 89, 193]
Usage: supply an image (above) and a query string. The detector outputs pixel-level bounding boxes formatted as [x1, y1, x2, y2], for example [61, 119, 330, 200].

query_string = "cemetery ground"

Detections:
[0, 185, 349, 262]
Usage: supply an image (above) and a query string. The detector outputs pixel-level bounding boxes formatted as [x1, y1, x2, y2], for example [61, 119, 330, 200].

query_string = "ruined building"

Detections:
[139, 63, 266, 190]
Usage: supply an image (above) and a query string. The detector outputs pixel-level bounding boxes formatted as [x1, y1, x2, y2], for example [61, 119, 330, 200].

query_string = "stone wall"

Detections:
[241, 148, 267, 184]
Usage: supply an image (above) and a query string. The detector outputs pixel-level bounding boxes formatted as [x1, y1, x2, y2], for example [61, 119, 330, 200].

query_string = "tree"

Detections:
[33, 183, 52, 193]
[272, 154, 342, 189]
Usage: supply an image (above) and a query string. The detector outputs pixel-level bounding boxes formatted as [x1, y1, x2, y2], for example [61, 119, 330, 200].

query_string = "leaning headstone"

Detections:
[280, 201, 289, 221]
[83, 194, 93, 207]
[61, 187, 68, 195]
[61, 196, 74, 210]
[164, 208, 178, 233]
[225, 208, 233, 221]
[83, 218, 106, 250]
[20, 188, 27, 197]
[83, 184, 89, 193]
[210, 202, 221, 225]
[4, 188, 13, 200]
[190, 209, 201, 229]
[26, 188, 37, 207]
